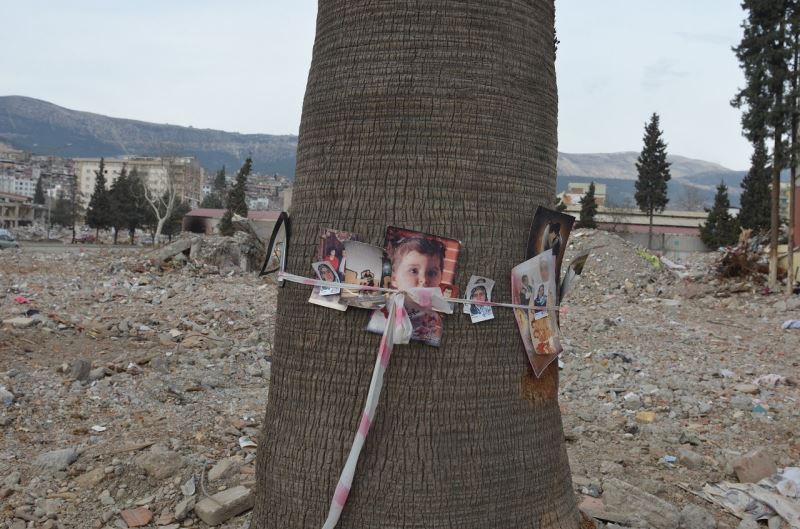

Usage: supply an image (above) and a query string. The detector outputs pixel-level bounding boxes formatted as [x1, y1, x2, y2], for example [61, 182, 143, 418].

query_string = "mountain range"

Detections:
[0, 96, 746, 207]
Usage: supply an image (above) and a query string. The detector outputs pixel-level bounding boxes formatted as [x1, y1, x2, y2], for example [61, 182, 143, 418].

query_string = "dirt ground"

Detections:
[1, 230, 798, 529]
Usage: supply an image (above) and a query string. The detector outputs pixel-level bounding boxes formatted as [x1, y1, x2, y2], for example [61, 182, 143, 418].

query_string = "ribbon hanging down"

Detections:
[317, 287, 450, 529]
[276, 270, 561, 529]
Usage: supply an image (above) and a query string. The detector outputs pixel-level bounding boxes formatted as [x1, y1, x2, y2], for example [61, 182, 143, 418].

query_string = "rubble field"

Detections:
[1, 230, 799, 529]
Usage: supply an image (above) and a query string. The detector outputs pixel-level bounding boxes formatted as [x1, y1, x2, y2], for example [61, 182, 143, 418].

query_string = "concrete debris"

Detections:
[195, 485, 254, 526]
[1, 229, 798, 529]
[732, 448, 778, 483]
[34, 447, 80, 471]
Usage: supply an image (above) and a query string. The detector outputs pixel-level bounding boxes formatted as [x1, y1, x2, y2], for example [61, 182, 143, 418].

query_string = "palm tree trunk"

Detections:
[253, 1, 579, 528]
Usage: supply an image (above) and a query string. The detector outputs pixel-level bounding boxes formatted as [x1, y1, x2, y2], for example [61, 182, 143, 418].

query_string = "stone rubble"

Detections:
[0, 230, 798, 529]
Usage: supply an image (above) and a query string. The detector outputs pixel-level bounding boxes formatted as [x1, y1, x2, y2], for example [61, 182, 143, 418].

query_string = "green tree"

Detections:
[739, 138, 772, 233]
[109, 166, 131, 244]
[86, 157, 112, 239]
[200, 192, 224, 209]
[576, 182, 598, 229]
[213, 165, 227, 192]
[200, 166, 228, 208]
[732, 1, 795, 288]
[701, 182, 740, 248]
[554, 195, 567, 212]
[33, 176, 46, 205]
[635, 113, 672, 249]
[50, 190, 72, 228]
[252, 1, 579, 528]
[219, 157, 251, 236]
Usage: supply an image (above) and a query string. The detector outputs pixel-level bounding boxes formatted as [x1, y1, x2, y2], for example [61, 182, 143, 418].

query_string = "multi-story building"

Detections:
[74, 156, 204, 208]
[0, 150, 76, 200]
[0, 175, 36, 197]
[558, 182, 607, 207]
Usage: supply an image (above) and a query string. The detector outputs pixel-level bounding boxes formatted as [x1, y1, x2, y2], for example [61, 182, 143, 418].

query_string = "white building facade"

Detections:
[74, 156, 204, 208]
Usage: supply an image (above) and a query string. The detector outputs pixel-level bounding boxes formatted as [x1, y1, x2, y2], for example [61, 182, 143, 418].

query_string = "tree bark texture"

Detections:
[253, 1, 579, 528]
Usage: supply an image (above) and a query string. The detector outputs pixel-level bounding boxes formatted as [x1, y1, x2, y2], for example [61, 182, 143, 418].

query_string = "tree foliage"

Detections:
[86, 157, 113, 234]
[576, 182, 598, 229]
[739, 138, 772, 233]
[50, 190, 72, 228]
[635, 113, 671, 216]
[635, 113, 671, 248]
[701, 182, 740, 248]
[33, 176, 46, 205]
[220, 157, 251, 236]
[201, 166, 228, 208]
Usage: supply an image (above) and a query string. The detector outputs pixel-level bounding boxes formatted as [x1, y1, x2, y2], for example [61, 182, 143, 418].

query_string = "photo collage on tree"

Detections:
[305, 207, 582, 373]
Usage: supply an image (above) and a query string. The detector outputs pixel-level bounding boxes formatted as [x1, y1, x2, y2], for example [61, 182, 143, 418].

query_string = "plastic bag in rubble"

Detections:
[701, 467, 800, 528]
[783, 320, 800, 330]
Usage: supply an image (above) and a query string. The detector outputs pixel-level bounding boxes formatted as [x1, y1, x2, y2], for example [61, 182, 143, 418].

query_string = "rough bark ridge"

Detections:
[253, 1, 579, 528]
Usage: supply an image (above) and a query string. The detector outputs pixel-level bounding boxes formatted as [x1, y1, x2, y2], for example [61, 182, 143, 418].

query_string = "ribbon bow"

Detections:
[321, 287, 451, 529]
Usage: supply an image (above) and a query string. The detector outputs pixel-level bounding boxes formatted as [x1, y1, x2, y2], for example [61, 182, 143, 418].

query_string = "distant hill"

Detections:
[556, 152, 746, 209]
[0, 96, 297, 175]
[0, 96, 748, 207]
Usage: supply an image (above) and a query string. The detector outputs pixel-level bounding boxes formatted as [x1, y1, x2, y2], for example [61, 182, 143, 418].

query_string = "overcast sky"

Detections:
[1, 1, 750, 169]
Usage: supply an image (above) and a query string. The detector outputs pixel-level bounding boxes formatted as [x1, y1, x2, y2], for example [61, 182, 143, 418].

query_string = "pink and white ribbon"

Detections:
[275, 271, 559, 528]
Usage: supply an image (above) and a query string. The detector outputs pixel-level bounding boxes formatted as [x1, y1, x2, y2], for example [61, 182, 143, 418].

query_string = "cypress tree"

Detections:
[201, 166, 228, 208]
[213, 166, 227, 192]
[576, 182, 598, 229]
[701, 182, 740, 248]
[109, 166, 131, 244]
[635, 113, 672, 249]
[739, 138, 772, 233]
[732, 1, 794, 287]
[33, 176, 46, 205]
[200, 192, 224, 209]
[86, 158, 112, 239]
[220, 157, 251, 236]
[50, 190, 72, 228]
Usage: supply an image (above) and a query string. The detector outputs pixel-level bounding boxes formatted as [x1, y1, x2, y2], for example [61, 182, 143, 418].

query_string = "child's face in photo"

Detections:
[393, 250, 442, 289]
[538, 285, 545, 296]
[522, 275, 529, 286]
[320, 267, 335, 281]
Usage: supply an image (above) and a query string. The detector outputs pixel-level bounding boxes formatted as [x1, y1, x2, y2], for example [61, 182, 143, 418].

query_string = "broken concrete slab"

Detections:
[602, 477, 680, 529]
[732, 448, 777, 483]
[194, 485, 254, 526]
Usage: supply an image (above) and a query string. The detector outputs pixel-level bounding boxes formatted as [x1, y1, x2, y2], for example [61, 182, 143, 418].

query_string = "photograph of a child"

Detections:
[311, 261, 341, 296]
[309, 229, 361, 311]
[463, 276, 495, 324]
[511, 249, 562, 374]
[366, 227, 461, 347]
[340, 241, 389, 309]
[526, 207, 575, 286]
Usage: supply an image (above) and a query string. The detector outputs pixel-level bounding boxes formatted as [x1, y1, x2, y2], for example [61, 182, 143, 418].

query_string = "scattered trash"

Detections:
[754, 374, 791, 388]
[90, 425, 107, 432]
[181, 476, 196, 497]
[14, 295, 31, 304]
[663, 455, 677, 464]
[701, 467, 800, 527]
[0, 386, 15, 406]
[238, 436, 257, 449]
[783, 320, 800, 330]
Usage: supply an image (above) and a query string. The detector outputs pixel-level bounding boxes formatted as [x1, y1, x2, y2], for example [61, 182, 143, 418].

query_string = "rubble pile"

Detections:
[562, 230, 800, 529]
[0, 229, 798, 529]
[1, 247, 274, 529]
